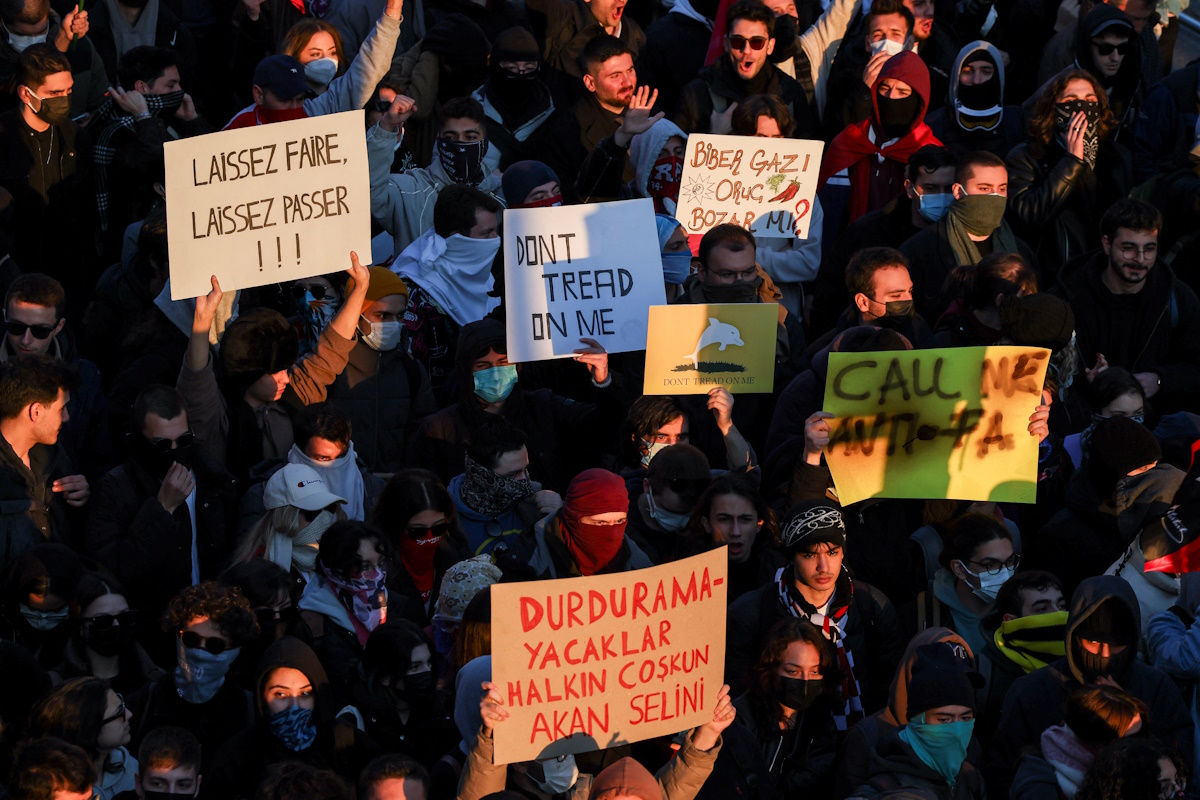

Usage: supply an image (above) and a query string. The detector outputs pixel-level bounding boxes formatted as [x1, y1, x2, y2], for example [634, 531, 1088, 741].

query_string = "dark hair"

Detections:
[137, 726, 202, 775]
[0, 0, 50, 26]
[363, 619, 431, 685]
[434, 184, 502, 238]
[453, 586, 491, 671]
[731, 94, 794, 137]
[698, 224, 756, 267]
[136, 207, 169, 279]
[940, 252, 1036, 312]
[646, 443, 710, 506]
[1065, 686, 1150, 747]
[255, 762, 353, 800]
[845, 246, 909, 298]
[726, 0, 775, 35]
[467, 420, 527, 470]
[906, 144, 955, 180]
[117, 46, 178, 90]
[1027, 69, 1116, 152]
[8, 738, 94, 800]
[0, 355, 76, 421]
[16, 43, 70, 89]
[374, 68, 404, 96]
[954, 150, 1006, 184]
[72, 571, 126, 619]
[1075, 738, 1178, 800]
[29, 676, 113, 756]
[438, 96, 487, 129]
[692, 472, 779, 548]
[219, 559, 292, 609]
[317, 520, 390, 574]
[4, 544, 82, 610]
[865, 0, 915, 36]
[1085, 367, 1145, 415]
[5, 273, 65, 319]
[993, 569, 1064, 618]
[1100, 198, 1162, 240]
[938, 512, 1012, 570]
[281, 20, 346, 69]
[161, 581, 259, 645]
[372, 469, 460, 551]
[132, 384, 187, 435]
[579, 34, 633, 75]
[293, 402, 352, 451]
[359, 754, 430, 800]
[617, 396, 689, 470]
[748, 619, 839, 740]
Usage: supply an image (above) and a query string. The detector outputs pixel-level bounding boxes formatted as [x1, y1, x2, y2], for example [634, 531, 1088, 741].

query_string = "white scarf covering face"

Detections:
[391, 228, 501, 326]
[288, 442, 365, 521]
[266, 509, 335, 573]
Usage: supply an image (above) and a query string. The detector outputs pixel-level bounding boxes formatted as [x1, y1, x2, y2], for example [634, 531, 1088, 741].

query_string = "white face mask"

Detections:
[360, 317, 402, 351]
[8, 29, 47, 53]
[640, 440, 669, 467]
[532, 755, 579, 795]
[870, 38, 906, 57]
[304, 57, 338, 87]
[960, 562, 1015, 602]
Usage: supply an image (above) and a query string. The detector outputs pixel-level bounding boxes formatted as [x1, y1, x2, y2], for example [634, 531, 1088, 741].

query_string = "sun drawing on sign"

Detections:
[682, 174, 715, 203]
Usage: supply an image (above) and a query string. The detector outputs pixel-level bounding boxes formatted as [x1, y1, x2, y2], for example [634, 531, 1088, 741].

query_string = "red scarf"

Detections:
[398, 531, 441, 602]
[560, 469, 629, 576]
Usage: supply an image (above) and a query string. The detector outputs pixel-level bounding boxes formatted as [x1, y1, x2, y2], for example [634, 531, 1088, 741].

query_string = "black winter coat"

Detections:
[526, 0, 644, 104]
[673, 57, 817, 139]
[0, 436, 76, 563]
[641, 13, 711, 114]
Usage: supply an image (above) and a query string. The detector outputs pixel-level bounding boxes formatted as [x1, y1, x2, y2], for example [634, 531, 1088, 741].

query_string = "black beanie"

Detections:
[219, 308, 299, 380]
[1086, 416, 1161, 498]
[1001, 293, 1076, 351]
[831, 325, 913, 353]
[502, 161, 559, 207]
[780, 500, 847, 552]
[492, 26, 540, 63]
[906, 643, 982, 717]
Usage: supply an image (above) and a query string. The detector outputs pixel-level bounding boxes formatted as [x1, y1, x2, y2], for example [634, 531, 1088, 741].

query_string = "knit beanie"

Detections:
[1001, 293, 1076, 351]
[779, 500, 847, 552]
[906, 643, 981, 717]
[492, 26, 540, 63]
[349, 266, 408, 303]
[502, 161, 559, 207]
[1086, 416, 1161, 498]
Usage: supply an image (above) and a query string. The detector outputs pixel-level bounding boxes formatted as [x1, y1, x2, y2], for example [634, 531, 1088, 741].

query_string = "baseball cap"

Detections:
[254, 55, 309, 100]
[264, 463, 346, 512]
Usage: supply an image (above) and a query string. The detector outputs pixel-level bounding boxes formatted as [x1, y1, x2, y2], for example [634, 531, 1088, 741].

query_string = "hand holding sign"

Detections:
[691, 683, 736, 752]
[707, 387, 735, 434]
[479, 681, 509, 733]
[1028, 389, 1052, 443]
[380, 94, 417, 133]
[573, 337, 609, 384]
[804, 410, 834, 465]
[193, 276, 224, 336]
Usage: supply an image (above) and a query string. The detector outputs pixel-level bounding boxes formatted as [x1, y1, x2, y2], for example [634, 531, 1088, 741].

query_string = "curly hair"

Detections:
[1026, 69, 1117, 154]
[29, 677, 113, 757]
[161, 582, 259, 645]
[280, 20, 346, 71]
[746, 618, 840, 741]
[1075, 738, 1181, 800]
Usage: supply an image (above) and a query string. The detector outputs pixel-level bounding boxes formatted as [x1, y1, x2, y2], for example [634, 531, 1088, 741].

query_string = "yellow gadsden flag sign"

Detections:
[643, 303, 778, 395]
[822, 346, 1050, 505]
[490, 549, 727, 765]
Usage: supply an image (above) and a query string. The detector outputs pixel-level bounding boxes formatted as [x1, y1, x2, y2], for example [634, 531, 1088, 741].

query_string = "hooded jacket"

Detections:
[851, 724, 985, 799]
[204, 637, 374, 798]
[925, 41, 1024, 158]
[982, 575, 1192, 800]
[1106, 534, 1180, 647]
[1071, 6, 1143, 140]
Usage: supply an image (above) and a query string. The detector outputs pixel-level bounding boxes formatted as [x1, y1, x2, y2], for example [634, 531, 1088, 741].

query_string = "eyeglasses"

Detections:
[146, 431, 195, 454]
[100, 694, 126, 726]
[1091, 40, 1130, 56]
[84, 610, 138, 631]
[726, 34, 769, 51]
[180, 630, 232, 654]
[406, 521, 451, 539]
[291, 284, 330, 300]
[706, 265, 759, 284]
[967, 553, 1020, 575]
[1117, 243, 1157, 259]
[3, 314, 57, 340]
[255, 605, 296, 630]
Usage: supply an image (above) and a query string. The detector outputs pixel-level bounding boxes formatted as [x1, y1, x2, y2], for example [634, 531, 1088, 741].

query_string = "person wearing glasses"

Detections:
[86, 385, 238, 660]
[30, 677, 138, 800]
[1056, 199, 1200, 416]
[673, 0, 815, 138]
[3, 274, 111, 481]
[472, 27, 557, 172]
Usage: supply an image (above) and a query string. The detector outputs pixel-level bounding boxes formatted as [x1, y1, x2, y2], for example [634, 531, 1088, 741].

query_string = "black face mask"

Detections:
[129, 433, 195, 482]
[775, 676, 823, 711]
[702, 274, 763, 304]
[876, 93, 921, 139]
[956, 78, 1001, 112]
[1075, 641, 1135, 683]
[873, 299, 914, 331]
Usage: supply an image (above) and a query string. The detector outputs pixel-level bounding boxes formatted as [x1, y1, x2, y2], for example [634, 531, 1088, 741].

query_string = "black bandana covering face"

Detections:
[458, 454, 535, 517]
[1054, 99, 1101, 169]
[436, 137, 488, 185]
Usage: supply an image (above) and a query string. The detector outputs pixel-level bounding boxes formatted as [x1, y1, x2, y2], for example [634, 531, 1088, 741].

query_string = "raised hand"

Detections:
[108, 85, 149, 117]
[1065, 111, 1089, 162]
[380, 94, 417, 133]
[573, 337, 609, 385]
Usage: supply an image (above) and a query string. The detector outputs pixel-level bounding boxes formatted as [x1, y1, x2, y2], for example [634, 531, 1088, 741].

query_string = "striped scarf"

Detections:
[993, 610, 1069, 673]
[776, 566, 864, 730]
[90, 90, 184, 230]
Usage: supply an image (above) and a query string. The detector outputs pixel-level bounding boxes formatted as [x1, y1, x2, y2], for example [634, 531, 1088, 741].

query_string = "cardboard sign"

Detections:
[643, 303, 778, 394]
[165, 110, 372, 300]
[490, 550, 727, 764]
[822, 346, 1051, 505]
[503, 199, 666, 363]
[674, 134, 824, 240]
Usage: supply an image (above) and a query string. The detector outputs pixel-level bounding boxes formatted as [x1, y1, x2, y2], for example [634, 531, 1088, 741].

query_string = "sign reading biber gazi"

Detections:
[165, 110, 372, 300]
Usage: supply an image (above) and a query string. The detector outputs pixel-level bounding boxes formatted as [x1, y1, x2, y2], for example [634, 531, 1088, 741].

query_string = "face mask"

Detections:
[661, 250, 692, 285]
[257, 106, 308, 124]
[19, 604, 68, 631]
[870, 38, 906, 57]
[304, 57, 338, 88]
[949, 192, 1007, 236]
[460, 453, 535, 516]
[474, 364, 518, 403]
[360, 317, 403, 352]
[873, 299, 914, 332]
[918, 192, 953, 222]
[648, 154, 683, 213]
[876, 92, 921, 138]
[901, 714, 974, 787]
[85, 619, 137, 657]
[648, 488, 692, 533]
[401, 669, 434, 699]
[268, 704, 318, 752]
[22, 86, 70, 126]
[436, 137, 488, 185]
[518, 194, 562, 209]
[1079, 413, 1145, 459]
[530, 755, 579, 795]
[151, 89, 186, 116]
[1075, 639, 1135, 682]
[640, 440, 670, 468]
[7, 27, 47, 53]
[776, 676, 823, 711]
[131, 434, 196, 482]
[701, 273, 763, 304]
[959, 562, 1014, 602]
[296, 291, 341, 352]
[175, 639, 241, 704]
[1054, 99, 1101, 169]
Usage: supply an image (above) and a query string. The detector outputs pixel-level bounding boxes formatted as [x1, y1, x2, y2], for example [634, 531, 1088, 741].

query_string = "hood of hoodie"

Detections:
[454, 655, 491, 754]
[1109, 535, 1181, 595]
[1065, 464, 1184, 542]
[948, 40, 1006, 122]
[882, 626, 975, 727]
[629, 118, 687, 198]
[1064, 575, 1141, 684]
[253, 636, 335, 724]
[454, 318, 509, 406]
[1074, 5, 1141, 97]
[871, 51, 932, 133]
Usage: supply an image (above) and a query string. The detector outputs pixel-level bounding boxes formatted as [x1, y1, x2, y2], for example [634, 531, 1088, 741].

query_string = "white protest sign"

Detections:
[165, 110, 372, 300]
[674, 133, 824, 239]
[503, 198, 666, 363]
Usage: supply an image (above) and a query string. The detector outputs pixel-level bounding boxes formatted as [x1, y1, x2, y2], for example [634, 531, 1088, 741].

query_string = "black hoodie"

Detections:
[982, 575, 1192, 800]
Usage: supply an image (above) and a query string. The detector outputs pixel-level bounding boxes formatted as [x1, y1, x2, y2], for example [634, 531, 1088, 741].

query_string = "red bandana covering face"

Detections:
[398, 530, 442, 602]
[648, 155, 684, 213]
[560, 469, 629, 576]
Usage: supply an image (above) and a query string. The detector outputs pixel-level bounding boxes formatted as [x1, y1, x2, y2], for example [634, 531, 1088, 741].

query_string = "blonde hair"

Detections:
[231, 504, 346, 567]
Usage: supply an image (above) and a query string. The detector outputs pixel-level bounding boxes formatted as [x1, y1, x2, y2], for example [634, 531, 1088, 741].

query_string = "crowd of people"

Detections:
[0, 0, 1198, 794]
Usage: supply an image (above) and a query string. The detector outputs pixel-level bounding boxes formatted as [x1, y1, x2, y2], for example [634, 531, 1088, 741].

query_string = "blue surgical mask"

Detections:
[918, 192, 953, 222]
[900, 713, 974, 787]
[661, 250, 692, 285]
[648, 488, 692, 532]
[175, 639, 241, 704]
[269, 704, 318, 752]
[640, 440, 669, 468]
[19, 604, 69, 631]
[304, 57, 338, 88]
[473, 364, 518, 403]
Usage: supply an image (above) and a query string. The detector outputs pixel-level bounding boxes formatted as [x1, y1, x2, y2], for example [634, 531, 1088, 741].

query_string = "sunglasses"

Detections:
[100, 693, 126, 726]
[1092, 40, 1129, 55]
[3, 318, 57, 339]
[255, 605, 297, 630]
[180, 630, 232, 655]
[291, 284, 330, 300]
[726, 34, 769, 51]
[146, 431, 195, 454]
[406, 521, 451, 539]
[84, 610, 138, 632]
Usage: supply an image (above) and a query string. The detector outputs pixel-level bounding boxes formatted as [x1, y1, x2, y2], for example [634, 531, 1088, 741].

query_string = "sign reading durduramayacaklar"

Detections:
[674, 133, 824, 239]
[503, 198, 666, 363]
[165, 110, 372, 300]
